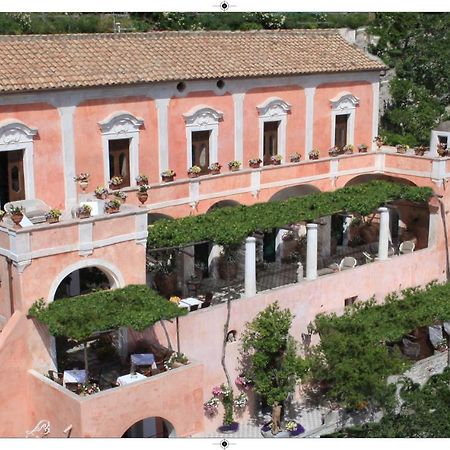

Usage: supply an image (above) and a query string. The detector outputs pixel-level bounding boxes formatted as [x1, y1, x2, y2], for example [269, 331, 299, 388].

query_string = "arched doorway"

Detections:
[122, 417, 176, 438]
[54, 267, 110, 300]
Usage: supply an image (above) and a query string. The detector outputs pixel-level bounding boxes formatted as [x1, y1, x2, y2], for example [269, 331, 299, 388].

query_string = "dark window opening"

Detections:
[263, 121, 280, 166]
[108, 139, 130, 187]
[191, 130, 210, 173]
[0, 149, 25, 209]
[344, 296, 358, 308]
[335, 114, 349, 149]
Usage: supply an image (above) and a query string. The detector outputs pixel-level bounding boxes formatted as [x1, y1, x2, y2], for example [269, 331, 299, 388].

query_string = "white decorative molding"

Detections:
[0, 119, 37, 201]
[330, 91, 359, 148]
[256, 97, 292, 118]
[304, 87, 316, 153]
[182, 105, 224, 127]
[232, 93, 245, 162]
[155, 98, 170, 174]
[371, 82, 380, 151]
[98, 111, 144, 135]
[99, 111, 143, 187]
[183, 105, 223, 170]
[257, 97, 291, 162]
[26, 420, 50, 438]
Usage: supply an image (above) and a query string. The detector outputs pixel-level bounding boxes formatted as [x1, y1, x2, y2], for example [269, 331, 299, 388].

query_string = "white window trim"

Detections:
[430, 130, 450, 157]
[183, 105, 223, 170]
[0, 120, 37, 200]
[330, 92, 359, 148]
[257, 97, 292, 162]
[98, 112, 144, 187]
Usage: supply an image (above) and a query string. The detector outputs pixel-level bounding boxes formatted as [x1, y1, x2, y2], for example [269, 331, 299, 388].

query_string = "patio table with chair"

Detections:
[117, 372, 147, 386]
[178, 297, 203, 311]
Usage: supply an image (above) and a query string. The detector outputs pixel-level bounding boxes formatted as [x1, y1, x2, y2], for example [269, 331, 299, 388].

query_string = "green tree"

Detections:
[240, 302, 305, 434]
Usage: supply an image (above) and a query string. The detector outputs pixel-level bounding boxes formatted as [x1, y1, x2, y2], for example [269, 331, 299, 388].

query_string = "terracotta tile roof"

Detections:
[0, 30, 386, 93]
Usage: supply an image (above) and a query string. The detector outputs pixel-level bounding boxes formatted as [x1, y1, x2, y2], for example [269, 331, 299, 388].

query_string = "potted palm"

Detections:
[109, 176, 123, 190]
[289, 152, 301, 163]
[135, 174, 148, 186]
[8, 205, 24, 225]
[137, 184, 149, 206]
[228, 160, 241, 172]
[45, 209, 62, 224]
[249, 157, 262, 169]
[209, 162, 222, 175]
[104, 198, 121, 214]
[161, 169, 176, 182]
[188, 165, 202, 178]
[309, 149, 319, 160]
[94, 185, 109, 200]
[270, 155, 282, 166]
[74, 173, 90, 191]
[76, 204, 92, 219]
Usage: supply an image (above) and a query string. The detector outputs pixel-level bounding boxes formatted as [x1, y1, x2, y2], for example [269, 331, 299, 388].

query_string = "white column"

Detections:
[371, 81, 380, 151]
[342, 216, 352, 246]
[378, 207, 390, 260]
[429, 131, 439, 158]
[155, 98, 170, 175]
[275, 229, 284, 263]
[306, 223, 318, 280]
[305, 87, 316, 153]
[232, 93, 245, 162]
[245, 237, 256, 297]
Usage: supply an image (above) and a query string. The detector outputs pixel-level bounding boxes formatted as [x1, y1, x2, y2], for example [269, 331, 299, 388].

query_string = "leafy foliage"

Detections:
[28, 284, 187, 341]
[240, 302, 306, 407]
[147, 181, 432, 248]
[326, 369, 450, 438]
[307, 282, 450, 410]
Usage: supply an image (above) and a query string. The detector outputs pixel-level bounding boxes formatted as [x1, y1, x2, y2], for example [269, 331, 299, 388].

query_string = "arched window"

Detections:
[329, 92, 359, 149]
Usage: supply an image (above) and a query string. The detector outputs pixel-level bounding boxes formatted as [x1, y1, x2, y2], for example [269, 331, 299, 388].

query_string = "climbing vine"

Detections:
[147, 181, 432, 249]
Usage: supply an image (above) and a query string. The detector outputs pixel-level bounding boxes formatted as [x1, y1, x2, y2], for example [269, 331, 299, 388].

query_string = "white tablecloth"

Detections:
[63, 369, 86, 385]
[180, 297, 203, 308]
[117, 373, 147, 386]
[131, 353, 155, 367]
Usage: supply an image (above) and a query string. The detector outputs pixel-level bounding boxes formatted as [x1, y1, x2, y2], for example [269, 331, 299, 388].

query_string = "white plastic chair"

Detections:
[339, 257, 357, 271]
[399, 241, 415, 254]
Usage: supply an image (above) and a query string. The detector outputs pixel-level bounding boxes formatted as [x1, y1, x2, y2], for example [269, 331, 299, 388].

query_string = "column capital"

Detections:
[378, 206, 388, 213]
[246, 236, 257, 243]
[306, 223, 318, 230]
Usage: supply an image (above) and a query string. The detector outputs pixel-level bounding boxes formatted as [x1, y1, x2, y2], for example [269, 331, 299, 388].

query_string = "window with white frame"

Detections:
[0, 120, 37, 208]
[330, 92, 359, 150]
[183, 105, 223, 170]
[98, 112, 144, 187]
[257, 97, 291, 165]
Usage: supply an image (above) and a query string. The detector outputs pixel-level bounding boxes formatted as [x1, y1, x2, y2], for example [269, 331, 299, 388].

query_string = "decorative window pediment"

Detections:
[183, 105, 224, 127]
[0, 120, 37, 145]
[330, 92, 360, 111]
[257, 97, 292, 118]
[98, 112, 144, 135]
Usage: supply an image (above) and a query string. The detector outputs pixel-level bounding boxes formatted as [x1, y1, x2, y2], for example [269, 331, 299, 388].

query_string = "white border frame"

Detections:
[98, 111, 144, 187]
[257, 97, 292, 163]
[330, 91, 360, 148]
[0, 120, 37, 200]
[183, 105, 223, 170]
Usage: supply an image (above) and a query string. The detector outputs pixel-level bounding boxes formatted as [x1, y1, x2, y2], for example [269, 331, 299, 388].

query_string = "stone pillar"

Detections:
[306, 223, 318, 280]
[245, 237, 257, 297]
[378, 207, 390, 260]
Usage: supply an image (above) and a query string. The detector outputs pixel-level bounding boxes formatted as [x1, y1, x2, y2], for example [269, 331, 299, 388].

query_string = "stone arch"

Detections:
[120, 414, 177, 438]
[207, 199, 241, 213]
[48, 258, 125, 302]
[269, 184, 321, 202]
[344, 174, 417, 187]
[147, 212, 173, 226]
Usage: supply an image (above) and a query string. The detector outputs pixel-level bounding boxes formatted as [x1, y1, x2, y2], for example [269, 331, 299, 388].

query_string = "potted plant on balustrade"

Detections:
[358, 143, 369, 153]
[328, 146, 340, 157]
[373, 135, 385, 150]
[114, 191, 127, 203]
[137, 184, 149, 206]
[290, 152, 301, 163]
[73, 173, 90, 191]
[135, 174, 148, 186]
[308, 149, 320, 160]
[8, 205, 24, 226]
[79, 382, 100, 396]
[188, 165, 202, 179]
[396, 144, 409, 154]
[343, 144, 354, 155]
[249, 157, 262, 169]
[104, 198, 121, 214]
[437, 142, 447, 157]
[414, 145, 428, 156]
[270, 154, 282, 166]
[94, 185, 109, 200]
[161, 169, 176, 182]
[228, 160, 241, 172]
[109, 175, 124, 190]
[203, 384, 240, 433]
[147, 249, 178, 298]
[209, 162, 222, 175]
[164, 352, 190, 370]
[45, 209, 62, 224]
[218, 245, 239, 281]
[76, 204, 92, 219]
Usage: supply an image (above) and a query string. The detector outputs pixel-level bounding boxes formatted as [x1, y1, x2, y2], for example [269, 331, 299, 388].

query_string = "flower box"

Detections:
[162, 175, 175, 182]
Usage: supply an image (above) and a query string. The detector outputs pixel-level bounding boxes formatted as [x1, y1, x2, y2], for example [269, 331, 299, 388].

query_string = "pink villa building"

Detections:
[0, 30, 447, 438]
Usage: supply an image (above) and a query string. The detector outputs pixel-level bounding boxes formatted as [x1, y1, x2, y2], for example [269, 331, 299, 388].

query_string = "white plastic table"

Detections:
[63, 369, 86, 386]
[130, 353, 156, 369]
[179, 297, 203, 310]
[117, 373, 147, 386]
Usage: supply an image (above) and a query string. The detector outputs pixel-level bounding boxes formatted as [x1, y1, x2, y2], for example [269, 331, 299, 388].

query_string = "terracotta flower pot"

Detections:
[137, 180, 148, 186]
[249, 162, 261, 169]
[109, 183, 123, 190]
[137, 192, 148, 205]
[105, 207, 120, 214]
[209, 169, 221, 175]
[162, 175, 175, 182]
[309, 154, 319, 160]
[229, 166, 240, 172]
[78, 212, 91, 219]
[358, 147, 368, 153]
[79, 180, 89, 191]
[47, 217, 60, 224]
[218, 258, 238, 281]
[11, 213, 23, 226]
[271, 160, 281, 166]
[95, 193, 108, 200]
[188, 172, 200, 179]
[153, 272, 178, 298]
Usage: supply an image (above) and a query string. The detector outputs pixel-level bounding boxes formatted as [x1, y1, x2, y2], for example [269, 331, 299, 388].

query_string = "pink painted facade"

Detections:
[0, 35, 448, 438]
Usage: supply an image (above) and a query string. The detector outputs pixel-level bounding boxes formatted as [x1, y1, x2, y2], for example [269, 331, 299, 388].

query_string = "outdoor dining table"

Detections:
[179, 297, 203, 310]
[130, 353, 156, 370]
[63, 369, 86, 387]
[117, 372, 147, 386]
